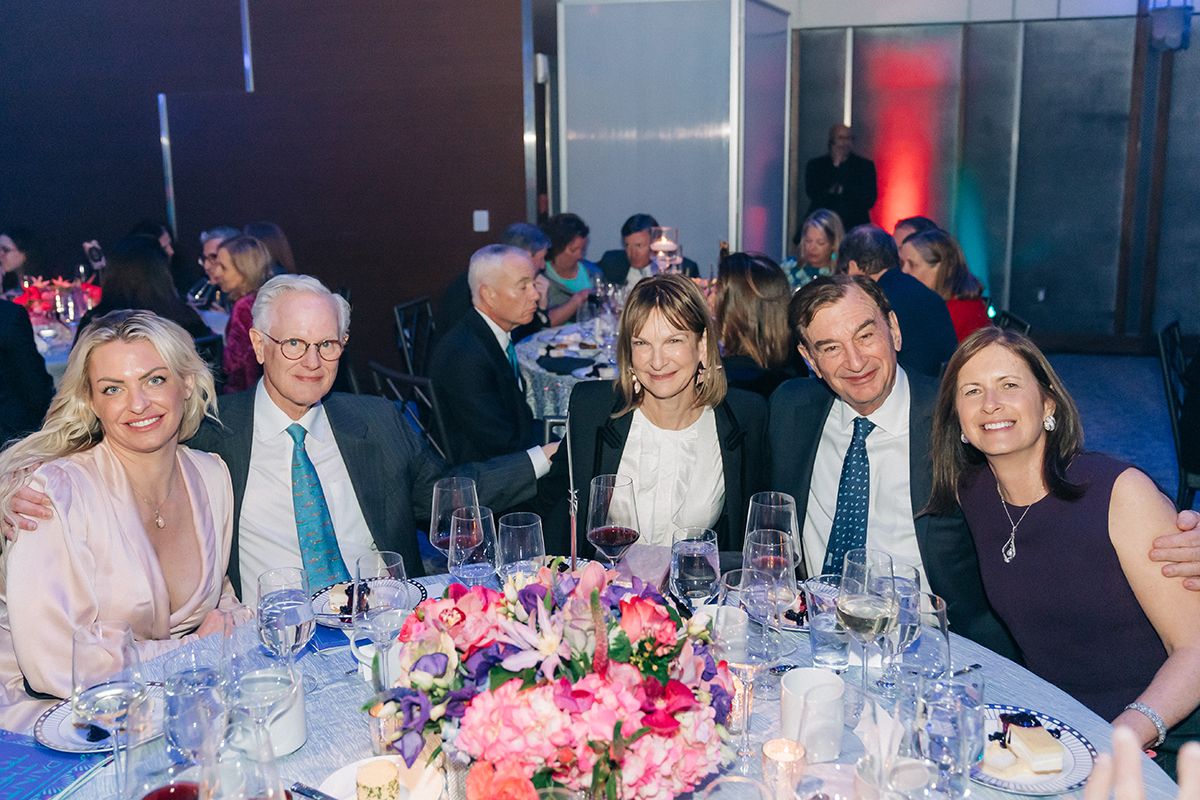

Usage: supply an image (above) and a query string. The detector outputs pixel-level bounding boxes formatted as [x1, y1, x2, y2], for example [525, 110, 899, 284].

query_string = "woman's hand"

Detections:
[1084, 726, 1200, 799]
[194, 609, 232, 638]
[3, 485, 53, 540]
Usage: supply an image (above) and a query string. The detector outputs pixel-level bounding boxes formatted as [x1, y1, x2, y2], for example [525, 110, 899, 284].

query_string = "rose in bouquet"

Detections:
[370, 561, 734, 800]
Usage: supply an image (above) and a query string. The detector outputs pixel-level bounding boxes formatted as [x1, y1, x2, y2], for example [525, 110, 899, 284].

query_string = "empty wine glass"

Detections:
[712, 569, 779, 765]
[163, 646, 228, 766]
[744, 491, 802, 574]
[742, 528, 799, 656]
[669, 527, 720, 612]
[836, 549, 897, 714]
[448, 507, 497, 587]
[429, 477, 479, 558]
[496, 512, 546, 581]
[72, 621, 147, 800]
[349, 551, 411, 689]
[585, 474, 640, 571]
[876, 561, 921, 693]
[898, 593, 951, 679]
[256, 567, 314, 661]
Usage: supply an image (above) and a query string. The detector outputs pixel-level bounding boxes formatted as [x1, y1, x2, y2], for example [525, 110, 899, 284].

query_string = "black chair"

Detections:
[368, 360, 453, 462]
[193, 333, 225, 392]
[1157, 321, 1200, 510]
[543, 415, 567, 445]
[393, 297, 436, 376]
[994, 310, 1031, 336]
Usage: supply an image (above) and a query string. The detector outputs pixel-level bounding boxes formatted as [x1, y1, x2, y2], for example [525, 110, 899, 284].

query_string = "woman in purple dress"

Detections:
[928, 327, 1200, 777]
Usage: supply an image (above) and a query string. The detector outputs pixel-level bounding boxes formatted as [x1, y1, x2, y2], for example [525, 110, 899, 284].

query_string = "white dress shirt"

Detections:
[802, 368, 929, 589]
[238, 381, 377, 606]
[475, 308, 551, 477]
[617, 407, 725, 547]
[623, 263, 653, 291]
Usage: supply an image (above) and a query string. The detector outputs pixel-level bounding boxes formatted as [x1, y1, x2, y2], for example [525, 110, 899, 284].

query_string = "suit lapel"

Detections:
[791, 388, 834, 524]
[466, 309, 524, 398]
[715, 400, 747, 545]
[594, 404, 633, 479]
[324, 396, 387, 550]
[907, 374, 936, 520]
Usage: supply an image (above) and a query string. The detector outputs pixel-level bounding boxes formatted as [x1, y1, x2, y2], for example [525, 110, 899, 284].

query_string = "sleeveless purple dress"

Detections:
[958, 452, 1164, 721]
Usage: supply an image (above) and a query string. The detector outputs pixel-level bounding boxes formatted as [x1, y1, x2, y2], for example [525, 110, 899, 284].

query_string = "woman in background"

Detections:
[213, 235, 271, 393]
[243, 221, 296, 276]
[788, 209, 843, 289]
[900, 227, 991, 341]
[891, 214, 939, 249]
[0, 227, 46, 296]
[541, 213, 600, 324]
[713, 252, 803, 397]
[128, 220, 194, 294]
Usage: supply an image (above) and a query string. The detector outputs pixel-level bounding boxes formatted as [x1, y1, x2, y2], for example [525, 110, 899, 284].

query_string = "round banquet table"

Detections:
[60, 573, 1178, 800]
[515, 323, 609, 419]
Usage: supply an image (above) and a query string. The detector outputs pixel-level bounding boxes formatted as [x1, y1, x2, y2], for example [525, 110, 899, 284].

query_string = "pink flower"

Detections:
[456, 680, 575, 769]
[638, 679, 697, 736]
[618, 596, 678, 654]
[465, 760, 537, 800]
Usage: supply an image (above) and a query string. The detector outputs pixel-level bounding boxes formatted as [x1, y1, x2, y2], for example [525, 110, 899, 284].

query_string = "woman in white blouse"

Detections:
[538, 274, 767, 554]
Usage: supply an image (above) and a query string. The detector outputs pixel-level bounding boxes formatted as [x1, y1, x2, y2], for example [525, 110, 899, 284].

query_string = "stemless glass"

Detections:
[72, 621, 147, 800]
[496, 512, 546, 581]
[916, 676, 986, 797]
[256, 567, 314, 660]
[585, 474, 640, 570]
[801, 574, 850, 673]
[163, 646, 228, 767]
[712, 569, 779, 765]
[448, 507, 497, 587]
[349, 551, 411, 689]
[669, 527, 720, 612]
[877, 562, 921, 693]
[429, 477, 479, 558]
[836, 549, 897, 712]
[744, 491, 802, 574]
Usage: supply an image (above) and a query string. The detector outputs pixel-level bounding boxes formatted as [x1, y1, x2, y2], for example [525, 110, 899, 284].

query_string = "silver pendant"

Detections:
[1001, 531, 1016, 563]
[153, 512, 166, 530]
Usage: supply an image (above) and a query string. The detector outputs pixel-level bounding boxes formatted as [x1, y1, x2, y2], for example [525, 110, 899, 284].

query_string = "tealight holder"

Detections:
[761, 738, 806, 799]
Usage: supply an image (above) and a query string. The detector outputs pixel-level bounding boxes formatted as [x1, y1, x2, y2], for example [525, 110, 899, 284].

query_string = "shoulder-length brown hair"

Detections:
[927, 327, 1084, 514]
[905, 229, 982, 301]
[714, 252, 791, 370]
[614, 273, 726, 416]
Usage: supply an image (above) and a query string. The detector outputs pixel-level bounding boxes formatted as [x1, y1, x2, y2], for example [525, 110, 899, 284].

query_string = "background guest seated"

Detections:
[899, 227, 991, 342]
[0, 226, 47, 297]
[540, 212, 600, 324]
[713, 252, 804, 397]
[929, 327, 1200, 777]
[242, 221, 296, 276]
[891, 214, 939, 249]
[187, 225, 241, 310]
[0, 310, 243, 731]
[537, 273, 766, 555]
[214, 235, 272, 393]
[0, 299, 54, 445]
[598, 213, 699, 289]
[788, 209, 843, 288]
[128, 219, 195, 295]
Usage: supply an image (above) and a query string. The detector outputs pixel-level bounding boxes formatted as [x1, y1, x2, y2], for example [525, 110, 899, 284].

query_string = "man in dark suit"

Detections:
[803, 124, 877, 231]
[597, 214, 699, 287]
[430, 245, 548, 467]
[841, 224, 957, 378]
[0, 299, 54, 444]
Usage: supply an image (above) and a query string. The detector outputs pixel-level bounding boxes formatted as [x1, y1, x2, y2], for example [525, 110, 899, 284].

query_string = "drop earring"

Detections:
[630, 367, 641, 394]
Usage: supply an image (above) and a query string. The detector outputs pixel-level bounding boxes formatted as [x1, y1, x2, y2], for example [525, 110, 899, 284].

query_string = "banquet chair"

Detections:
[368, 360, 453, 462]
[543, 415, 566, 444]
[994, 310, 1031, 336]
[393, 297, 436, 377]
[193, 333, 225, 393]
[1157, 321, 1200, 510]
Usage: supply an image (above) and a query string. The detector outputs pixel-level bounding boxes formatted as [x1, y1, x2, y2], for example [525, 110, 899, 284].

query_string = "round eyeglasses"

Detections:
[262, 332, 345, 361]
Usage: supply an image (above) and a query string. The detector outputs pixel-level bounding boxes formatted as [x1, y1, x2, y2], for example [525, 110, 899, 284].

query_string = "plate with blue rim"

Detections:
[970, 703, 1096, 795]
[310, 578, 427, 631]
[34, 682, 164, 754]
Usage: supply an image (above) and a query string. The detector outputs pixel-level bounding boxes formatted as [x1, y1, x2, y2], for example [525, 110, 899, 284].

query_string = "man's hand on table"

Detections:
[1083, 726, 1200, 799]
[1151, 510, 1200, 591]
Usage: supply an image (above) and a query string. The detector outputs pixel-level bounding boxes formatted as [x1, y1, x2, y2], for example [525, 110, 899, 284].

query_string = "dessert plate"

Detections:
[319, 754, 444, 800]
[970, 703, 1096, 795]
[310, 578, 427, 631]
[34, 683, 165, 754]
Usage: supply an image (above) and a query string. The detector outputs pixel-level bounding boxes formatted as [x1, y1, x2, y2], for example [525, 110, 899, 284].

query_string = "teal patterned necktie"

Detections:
[287, 423, 350, 588]
[506, 339, 523, 388]
[823, 416, 876, 575]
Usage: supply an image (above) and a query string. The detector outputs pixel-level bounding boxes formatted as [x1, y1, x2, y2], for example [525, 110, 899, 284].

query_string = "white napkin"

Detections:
[395, 756, 445, 800]
[853, 700, 904, 766]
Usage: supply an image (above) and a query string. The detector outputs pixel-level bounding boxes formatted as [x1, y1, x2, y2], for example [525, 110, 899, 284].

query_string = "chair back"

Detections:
[367, 360, 453, 462]
[193, 333, 225, 391]
[543, 415, 567, 445]
[1157, 321, 1198, 509]
[994, 310, 1031, 335]
[393, 297, 436, 376]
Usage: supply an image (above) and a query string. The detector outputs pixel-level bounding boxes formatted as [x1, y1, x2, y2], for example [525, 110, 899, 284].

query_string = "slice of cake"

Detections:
[356, 759, 401, 800]
[1001, 713, 1065, 774]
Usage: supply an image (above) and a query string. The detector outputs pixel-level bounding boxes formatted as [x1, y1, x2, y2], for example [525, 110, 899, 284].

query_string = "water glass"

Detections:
[429, 477, 479, 557]
[669, 527, 720, 612]
[448, 507, 497, 587]
[497, 512, 546, 581]
[72, 621, 146, 800]
[256, 567, 314, 659]
[712, 569, 779, 762]
[801, 575, 849, 673]
[915, 676, 985, 797]
[163, 647, 228, 766]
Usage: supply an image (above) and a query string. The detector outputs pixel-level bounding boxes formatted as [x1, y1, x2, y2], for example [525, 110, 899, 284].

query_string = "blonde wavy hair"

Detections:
[0, 310, 218, 526]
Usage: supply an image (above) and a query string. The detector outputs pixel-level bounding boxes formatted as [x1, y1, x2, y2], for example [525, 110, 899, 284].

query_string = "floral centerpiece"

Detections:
[12, 275, 101, 319]
[370, 561, 734, 800]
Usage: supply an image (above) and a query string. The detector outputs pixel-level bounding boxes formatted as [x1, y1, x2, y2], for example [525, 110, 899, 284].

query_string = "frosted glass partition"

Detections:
[559, 0, 731, 272]
[740, 0, 790, 257]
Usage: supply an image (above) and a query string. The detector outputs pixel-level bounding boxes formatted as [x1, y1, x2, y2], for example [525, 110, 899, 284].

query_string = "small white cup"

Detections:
[266, 681, 306, 756]
[780, 667, 845, 762]
[353, 642, 403, 684]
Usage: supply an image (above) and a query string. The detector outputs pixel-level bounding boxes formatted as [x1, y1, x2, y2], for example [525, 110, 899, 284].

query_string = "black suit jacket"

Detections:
[0, 300, 54, 444]
[802, 152, 877, 231]
[597, 250, 700, 284]
[876, 268, 958, 379]
[429, 309, 537, 464]
[536, 380, 767, 556]
[767, 373, 1021, 660]
[185, 390, 537, 596]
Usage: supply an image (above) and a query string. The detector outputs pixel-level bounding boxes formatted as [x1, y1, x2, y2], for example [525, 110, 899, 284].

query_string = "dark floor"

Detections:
[1048, 353, 1194, 510]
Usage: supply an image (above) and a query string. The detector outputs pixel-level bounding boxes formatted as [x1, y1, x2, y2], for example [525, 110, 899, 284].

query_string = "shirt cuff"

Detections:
[526, 445, 552, 479]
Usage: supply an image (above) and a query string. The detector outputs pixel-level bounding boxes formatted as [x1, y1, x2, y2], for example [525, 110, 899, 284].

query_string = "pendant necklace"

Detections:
[995, 481, 1033, 563]
[130, 466, 178, 530]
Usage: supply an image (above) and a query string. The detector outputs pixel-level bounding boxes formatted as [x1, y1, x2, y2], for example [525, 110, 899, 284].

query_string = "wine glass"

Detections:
[836, 549, 898, 713]
[744, 491, 802, 574]
[256, 567, 314, 661]
[224, 628, 296, 797]
[448, 507, 497, 587]
[349, 551, 411, 689]
[742, 528, 799, 656]
[711, 569, 779, 765]
[916, 676, 986, 797]
[876, 561, 921, 693]
[496, 511, 546, 581]
[429, 477, 479, 559]
[163, 646, 228, 767]
[585, 474, 640, 571]
[669, 527, 720, 612]
[898, 593, 951, 679]
[71, 621, 147, 800]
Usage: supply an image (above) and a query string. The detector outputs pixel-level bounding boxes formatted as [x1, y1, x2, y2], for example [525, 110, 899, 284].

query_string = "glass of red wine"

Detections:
[585, 474, 641, 571]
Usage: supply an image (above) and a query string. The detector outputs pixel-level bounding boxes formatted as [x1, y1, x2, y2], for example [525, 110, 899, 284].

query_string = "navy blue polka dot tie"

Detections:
[823, 416, 876, 575]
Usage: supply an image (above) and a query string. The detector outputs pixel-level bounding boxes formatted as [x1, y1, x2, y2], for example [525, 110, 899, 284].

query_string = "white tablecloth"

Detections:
[514, 324, 607, 419]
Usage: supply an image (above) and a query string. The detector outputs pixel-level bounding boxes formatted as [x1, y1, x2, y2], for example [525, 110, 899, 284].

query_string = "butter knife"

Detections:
[290, 781, 340, 800]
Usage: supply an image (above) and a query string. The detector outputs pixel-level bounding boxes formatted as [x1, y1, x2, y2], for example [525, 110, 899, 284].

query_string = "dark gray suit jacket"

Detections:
[767, 373, 1021, 661]
[186, 390, 537, 597]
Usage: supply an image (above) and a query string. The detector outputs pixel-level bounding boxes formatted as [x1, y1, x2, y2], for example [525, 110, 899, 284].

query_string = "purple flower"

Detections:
[695, 645, 717, 681]
[710, 681, 732, 727]
[412, 652, 450, 678]
[517, 583, 548, 616]
[393, 729, 426, 767]
[397, 689, 432, 731]
[463, 643, 504, 685]
[442, 686, 475, 719]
